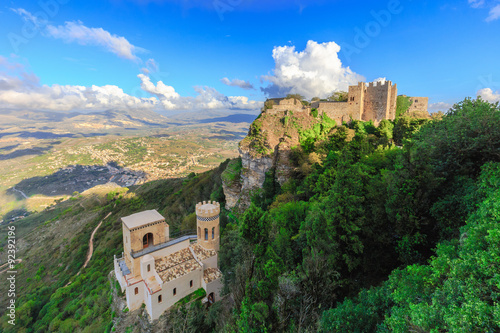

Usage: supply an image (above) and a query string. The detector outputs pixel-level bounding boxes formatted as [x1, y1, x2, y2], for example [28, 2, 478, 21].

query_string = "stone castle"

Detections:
[114, 201, 222, 320]
[265, 80, 428, 125]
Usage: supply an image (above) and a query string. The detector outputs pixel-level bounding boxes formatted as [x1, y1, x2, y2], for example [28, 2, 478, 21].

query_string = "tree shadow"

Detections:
[0, 146, 54, 161]
[0, 141, 64, 161]
[197, 114, 258, 124]
[208, 130, 247, 141]
[0, 144, 20, 152]
[8, 163, 144, 197]
[0, 131, 106, 140]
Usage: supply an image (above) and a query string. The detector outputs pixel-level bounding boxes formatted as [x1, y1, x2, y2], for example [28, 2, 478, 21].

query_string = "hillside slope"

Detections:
[0, 161, 228, 332]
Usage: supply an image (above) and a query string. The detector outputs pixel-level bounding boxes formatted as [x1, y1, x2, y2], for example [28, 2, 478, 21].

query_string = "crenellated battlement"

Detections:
[196, 201, 221, 218]
[263, 80, 426, 126]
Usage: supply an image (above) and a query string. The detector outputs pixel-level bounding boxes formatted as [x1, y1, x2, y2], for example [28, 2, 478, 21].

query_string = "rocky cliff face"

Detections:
[223, 103, 334, 212]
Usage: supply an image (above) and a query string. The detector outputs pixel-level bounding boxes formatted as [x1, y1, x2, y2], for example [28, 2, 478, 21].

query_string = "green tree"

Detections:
[396, 95, 413, 117]
[286, 93, 305, 101]
[327, 91, 348, 102]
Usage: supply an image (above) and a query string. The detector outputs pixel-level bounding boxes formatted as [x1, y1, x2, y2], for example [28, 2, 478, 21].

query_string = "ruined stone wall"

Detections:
[266, 98, 308, 114]
[408, 97, 429, 113]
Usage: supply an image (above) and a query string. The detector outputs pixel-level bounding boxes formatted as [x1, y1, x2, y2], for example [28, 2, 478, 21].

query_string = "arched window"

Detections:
[158, 295, 162, 303]
[147, 264, 151, 272]
[212, 227, 215, 239]
[173, 288, 177, 296]
[134, 287, 138, 295]
[143, 233, 153, 249]
[190, 280, 193, 288]
[204, 228, 208, 240]
[208, 292, 215, 304]
[198, 227, 201, 238]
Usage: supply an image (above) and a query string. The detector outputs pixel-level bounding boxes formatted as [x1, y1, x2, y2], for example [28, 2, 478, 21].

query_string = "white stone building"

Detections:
[114, 201, 223, 320]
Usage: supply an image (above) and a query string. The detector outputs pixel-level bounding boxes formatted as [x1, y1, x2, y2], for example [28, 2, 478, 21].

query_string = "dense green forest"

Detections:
[216, 97, 500, 332]
[1, 97, 499, 332]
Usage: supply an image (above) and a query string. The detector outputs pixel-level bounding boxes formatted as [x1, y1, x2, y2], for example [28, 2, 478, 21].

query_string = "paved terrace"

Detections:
[155, 248, 201, 283]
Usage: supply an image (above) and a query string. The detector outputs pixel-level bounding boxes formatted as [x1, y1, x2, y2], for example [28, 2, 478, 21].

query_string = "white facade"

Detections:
[114, 203, 223, 321]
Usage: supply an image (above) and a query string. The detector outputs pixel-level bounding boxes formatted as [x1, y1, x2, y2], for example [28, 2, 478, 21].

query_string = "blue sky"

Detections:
[0, 0, 499, 113]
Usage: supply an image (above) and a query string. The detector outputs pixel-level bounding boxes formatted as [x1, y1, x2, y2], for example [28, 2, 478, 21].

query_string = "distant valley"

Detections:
[0, 107, 259, 222]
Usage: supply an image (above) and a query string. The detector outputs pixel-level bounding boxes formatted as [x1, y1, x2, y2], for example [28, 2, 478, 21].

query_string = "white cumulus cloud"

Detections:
[46, 21, 142, 61]
[138, 74, 259, 111]
[12, 8, 142, 61]
[0, 56, 153, 111]
[373, 77, 387, 84]
[477, 87, 500, 102]
[261, 40, 365, 99]
[221, 77, 254, 90]
[0, 57, 260, 113]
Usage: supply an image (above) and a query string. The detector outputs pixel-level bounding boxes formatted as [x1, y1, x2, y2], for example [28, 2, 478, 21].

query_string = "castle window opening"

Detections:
[190, 280, 193, 288]
[135, 287, 138, 295]
[143, 233, 153, 249]
[173, 288, 177, 296]
[158, 295, 162, 303]
[198, 227, 201, 238]
[205, 228, 208, 240]
[147, 264, 151, 272]
[212, 227, 215, 239]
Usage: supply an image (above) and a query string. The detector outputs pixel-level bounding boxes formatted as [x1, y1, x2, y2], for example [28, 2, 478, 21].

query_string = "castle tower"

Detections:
[121, 210, 169, 277]
[347, 82, 365, 120]
[196, 201, 220, 252]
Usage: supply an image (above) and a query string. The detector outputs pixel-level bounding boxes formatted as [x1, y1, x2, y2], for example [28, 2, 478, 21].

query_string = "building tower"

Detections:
[196, 201, 220, 252]
[121, 210, 169, 278]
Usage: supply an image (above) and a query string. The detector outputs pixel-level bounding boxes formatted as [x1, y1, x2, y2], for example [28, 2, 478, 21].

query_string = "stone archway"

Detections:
[143, 233, 153, 248]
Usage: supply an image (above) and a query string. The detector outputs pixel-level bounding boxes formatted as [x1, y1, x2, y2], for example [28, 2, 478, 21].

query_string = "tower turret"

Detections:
[196, 201, 220, 252]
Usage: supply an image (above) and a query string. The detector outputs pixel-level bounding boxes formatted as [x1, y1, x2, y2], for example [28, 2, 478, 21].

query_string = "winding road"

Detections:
[12, 187, 28, 199]
[65, 212, 112, 286]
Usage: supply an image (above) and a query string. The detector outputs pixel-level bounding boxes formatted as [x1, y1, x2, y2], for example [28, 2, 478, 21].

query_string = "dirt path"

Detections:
[65, 212, 112, 286]
[0, 259, 22, 274]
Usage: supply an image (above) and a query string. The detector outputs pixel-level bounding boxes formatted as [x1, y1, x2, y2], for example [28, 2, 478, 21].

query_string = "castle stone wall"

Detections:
[347, 82, 365, 121]
[362, 81, 397, 124]
[409, 97, 429, 113]
[264, 80, 422, 125]
[389, 84, 398, 119]
[316, 102, 351, 125]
